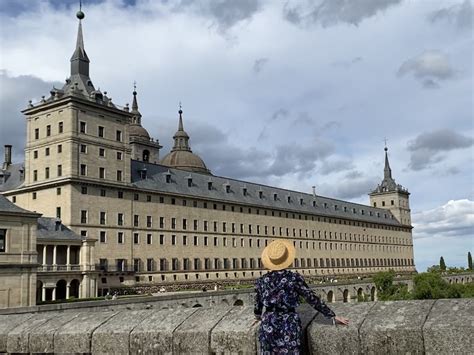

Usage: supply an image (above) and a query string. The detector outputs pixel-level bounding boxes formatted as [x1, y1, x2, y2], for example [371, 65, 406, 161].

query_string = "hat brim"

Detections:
[261, 240, 296, 271]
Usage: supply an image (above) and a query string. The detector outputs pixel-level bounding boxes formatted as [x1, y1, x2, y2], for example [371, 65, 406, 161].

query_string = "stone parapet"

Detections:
[0, 299, 472, 354]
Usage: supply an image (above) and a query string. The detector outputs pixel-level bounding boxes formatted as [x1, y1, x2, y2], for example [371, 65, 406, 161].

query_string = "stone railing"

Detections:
[0, 299, 472, 354]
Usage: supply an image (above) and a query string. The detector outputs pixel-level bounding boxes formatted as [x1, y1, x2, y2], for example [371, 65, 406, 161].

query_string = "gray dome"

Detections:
[161, 150, 210, 174]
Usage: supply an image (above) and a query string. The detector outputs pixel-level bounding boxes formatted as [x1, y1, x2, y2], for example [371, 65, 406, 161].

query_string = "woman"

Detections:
[254, 240, 349, 354]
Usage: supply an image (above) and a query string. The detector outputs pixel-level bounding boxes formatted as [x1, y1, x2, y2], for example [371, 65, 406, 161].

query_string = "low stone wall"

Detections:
[0, 299, 472, 354]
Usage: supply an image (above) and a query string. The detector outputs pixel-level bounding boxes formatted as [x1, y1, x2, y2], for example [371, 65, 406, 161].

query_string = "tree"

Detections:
[412, 273, 460, 300]
[468, 252, 473, 271]
[440, 256, 446, 271]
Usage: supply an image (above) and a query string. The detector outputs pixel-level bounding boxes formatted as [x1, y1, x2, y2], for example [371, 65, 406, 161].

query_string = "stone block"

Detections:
[173, 306, 231, 354]
[6, 311, 59, 353]
[211, 306, 259, 354]
[308, 302, 374, 355]
[423, 298, 474, 354]
[92, 309, 155, 354]
[53, 311, 117, 353]
[359, 300, 435, 354]
[0, 313, 34, 352]
[130, 307, 197, 354]
[28, 311, 80, 353]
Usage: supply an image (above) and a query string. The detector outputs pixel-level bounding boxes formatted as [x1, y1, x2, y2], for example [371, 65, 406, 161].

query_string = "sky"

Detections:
[0, 0, 472, 272]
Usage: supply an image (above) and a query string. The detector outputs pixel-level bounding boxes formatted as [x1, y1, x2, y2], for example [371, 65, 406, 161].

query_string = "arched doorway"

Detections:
[343, 289, 350, 303]
[36, 280, 43, 303]
[357, 288, 365, 302]
[56, 280, 67, 300]
[371, 286, 377, 301]
[70, 279, 80, 299]
[327, 291, 334, 303]
[233, 299, 244, 306]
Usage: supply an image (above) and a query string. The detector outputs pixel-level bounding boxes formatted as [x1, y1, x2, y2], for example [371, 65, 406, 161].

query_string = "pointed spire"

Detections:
[172, 104, 191, 152]
[131, 82, 142, 125]
[384, 146, 392, 180]
[70, 2, 90, 77]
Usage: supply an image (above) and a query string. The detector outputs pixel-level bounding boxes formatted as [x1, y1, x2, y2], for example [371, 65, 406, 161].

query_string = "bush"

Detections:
[412, 273, 461, 300]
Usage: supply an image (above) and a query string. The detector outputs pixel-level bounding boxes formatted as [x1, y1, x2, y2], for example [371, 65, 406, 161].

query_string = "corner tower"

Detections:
[369, 147, 411, 225]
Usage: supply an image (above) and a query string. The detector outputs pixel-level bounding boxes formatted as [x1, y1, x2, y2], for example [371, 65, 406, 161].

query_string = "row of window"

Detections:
[80, 211, 409, 245]
[101, 256, 414, 273]
[33, 121, 124, 142]
[79, 165, 123, 181]
[93, 230, 411, 253]
[32, 165, 62, 181]
[80, 144, 123, 160]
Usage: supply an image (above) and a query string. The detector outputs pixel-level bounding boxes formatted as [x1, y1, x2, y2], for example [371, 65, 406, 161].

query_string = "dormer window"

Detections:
[377, 212, 380, 217]
[352, 208, 356, 214]
[165, 172, 171, 183]
[334, 205, 338, 211]
[287, 196, 291, 203]
[208, 181, 212, 190]
[225, 184, 231, 193]
[361, 210, 365, 215]
[299, 198, 304, 205]
[273, 193, 278, 201]
[187, 176, 192, 187]
[139, 168, 147, 180]
[324, 203, 328, 209]
[259, 191, 263, 199]
[242, 187, 247, 196]
[312, 200, 316, 207]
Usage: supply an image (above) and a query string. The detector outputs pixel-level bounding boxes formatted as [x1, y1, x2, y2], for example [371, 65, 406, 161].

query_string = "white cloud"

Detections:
[412, 199, 474, 240]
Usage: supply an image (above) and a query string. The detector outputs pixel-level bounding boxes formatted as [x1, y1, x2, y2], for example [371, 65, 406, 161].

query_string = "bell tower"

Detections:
[369, 146, 411, 226]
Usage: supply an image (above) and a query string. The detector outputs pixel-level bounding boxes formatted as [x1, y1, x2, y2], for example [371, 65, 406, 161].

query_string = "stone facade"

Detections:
[0, 10, 416, 293]
[0, 195, 39, 308]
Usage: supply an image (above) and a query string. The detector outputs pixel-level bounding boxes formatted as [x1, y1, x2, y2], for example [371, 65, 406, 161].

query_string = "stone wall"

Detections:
[0, 299, 472, 354]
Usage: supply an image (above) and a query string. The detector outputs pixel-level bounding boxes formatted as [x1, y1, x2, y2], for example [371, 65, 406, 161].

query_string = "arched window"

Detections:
[143, 150, 150, 162]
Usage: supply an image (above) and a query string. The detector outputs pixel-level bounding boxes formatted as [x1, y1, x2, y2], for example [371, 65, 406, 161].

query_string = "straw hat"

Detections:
[261, 239, 296, 271]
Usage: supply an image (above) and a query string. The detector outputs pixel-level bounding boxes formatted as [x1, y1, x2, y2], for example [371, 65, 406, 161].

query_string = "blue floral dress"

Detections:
[254, 270, 336, 354]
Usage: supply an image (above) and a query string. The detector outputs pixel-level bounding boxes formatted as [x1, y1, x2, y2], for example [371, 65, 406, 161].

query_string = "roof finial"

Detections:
[77, 0, 85, 20]
[131, 81, 140, 115]
[384, 137, 388, 152]
[383, 140, 392, 179]
[178, 102, 184, 131]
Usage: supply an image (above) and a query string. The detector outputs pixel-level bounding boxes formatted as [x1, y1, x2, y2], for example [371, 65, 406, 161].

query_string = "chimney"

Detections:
[3, 145, 12, 169]
[312, 186, 316, 197]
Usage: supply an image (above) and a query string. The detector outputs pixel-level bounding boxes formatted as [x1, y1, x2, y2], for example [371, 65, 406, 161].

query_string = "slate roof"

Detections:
[0, 194, 37, 215]
[131, 160, 402, 227]
[37, 217, 83, 241]
[0, 163, 25, 192]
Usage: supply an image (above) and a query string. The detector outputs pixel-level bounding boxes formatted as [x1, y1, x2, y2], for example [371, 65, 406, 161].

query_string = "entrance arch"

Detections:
[370, 286, 377, 301]
[56, 279, 67, 300]
[70, 279, 80, 299]
[357, 288, 365, 302]
[327, 290, 334, 303]
[343, 289, 350, 303]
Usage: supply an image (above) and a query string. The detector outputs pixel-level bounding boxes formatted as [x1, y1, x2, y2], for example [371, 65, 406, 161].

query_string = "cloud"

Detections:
[428, 0, 473, 30]
[253, 58, 269, 74]
[319, 159, 355, 176]
[331, 56, 363, 68]
[407, 129, 473, 171]
[397, 50, 455, 88]
[283, 0, 402, 27]
[412, 199, 474, 240]
[0, 71, 62, 162]
[318, 174, 379, 200]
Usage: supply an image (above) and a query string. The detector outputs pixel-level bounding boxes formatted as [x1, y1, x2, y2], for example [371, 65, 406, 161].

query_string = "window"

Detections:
[242, 188, 247, 196]
[116, 151, 123, 160]
[134, 215, 139, 227]
[117, 232, 124, 244]
[100, 189, 106, 197]
[45, 167, 50, 179]
[193, 236, 198, 246]
[57, 165, 62, 177]
[208, 181, 212, 190]
[99, 167, 105, 179]
[56, 187, 61, 195]
[391, 200, 394, 206]
[80, 121, 86, 133]
[100, 231, 106, 243]
[99, 148, 105, 157]
[46, 125, 51, 136]
[159, 217, 164, 228]
[134, 193, 139, 201]
[118, 191, 124, 199]
[33, 170, 38, 181]
[183, 235, 188, 245]
[58, 122, 63, 133]
[159, 234, 164, 245]
[133, 259, 140, 272]
[33, 150, 38, 159]
[116, 130, 122, 141]
[98, 126, 105, 137]
[134, 233, 139, 244]
[80, 164, 87, 176]
[147, 195, 151, 202]
[32, 192, 37, 200]
[0, 229, 7, 252]
[193, 220, 198, 231]
[382, 201, 385, 206]
[117, 170, 122, 181]
[273, 193, 278, 201]
[81, 186, 88, 194]
[118, 213, 124, 226]
[80, 144, 87, 153]
[56, 207, 61, 219]
[182, 219, 187, 230]
[100, 212, 106, 225]
[147, 258, 154, 271]
[172, 235, 176, 245]
[45, 147, 50, 156]
[147, 234, 152, 245]
[147, 216, 152, 228]
[35, 128, 39, 139]
[171, 218, 176, 229]
[81, 210, 87, 223]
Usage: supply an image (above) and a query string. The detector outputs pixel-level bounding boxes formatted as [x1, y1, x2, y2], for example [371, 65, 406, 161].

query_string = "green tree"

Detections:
[427, 265, 441, 273]
[412, 273, 461, 300]
[440, 256, 446, 271]
[373, 270, 395, 298]
[468, 252, 473, 271]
